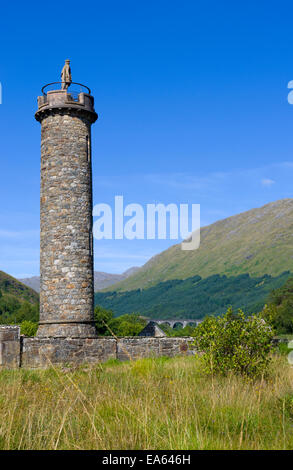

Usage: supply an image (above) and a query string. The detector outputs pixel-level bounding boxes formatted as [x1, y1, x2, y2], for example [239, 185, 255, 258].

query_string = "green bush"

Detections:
[192, 307, 275, 377]
[20, 320, 38, 337]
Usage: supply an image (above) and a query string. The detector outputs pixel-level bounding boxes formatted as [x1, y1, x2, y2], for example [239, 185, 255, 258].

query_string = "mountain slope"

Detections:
[108, 199, 293, 292]
[0, 271, 39, 325]
[95, 272, 291, 319]
[0, 271, 39, 303]
[19, 267, 141, 293]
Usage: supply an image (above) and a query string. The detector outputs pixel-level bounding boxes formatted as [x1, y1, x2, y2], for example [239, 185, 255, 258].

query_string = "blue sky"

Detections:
[1, 1, 293, 277]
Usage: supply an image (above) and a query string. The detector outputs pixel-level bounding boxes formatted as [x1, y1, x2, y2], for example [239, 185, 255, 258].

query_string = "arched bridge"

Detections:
[152, 319, 202, 329]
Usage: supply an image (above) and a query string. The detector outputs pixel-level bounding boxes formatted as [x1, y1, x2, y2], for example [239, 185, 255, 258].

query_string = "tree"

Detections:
[108, 313, 147, 336]
[94, 305, 147, 336]
[0, 294, 20, 320]
[266, 277, 293, 334]
[15, 301, 39, 324]
[94, 305, 114, 335]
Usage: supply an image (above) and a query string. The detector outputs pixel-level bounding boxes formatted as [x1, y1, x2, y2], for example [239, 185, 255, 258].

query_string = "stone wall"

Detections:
[22, 337, 116, 368]
[117, 337, 192, 361]
[0, 326, 195, 369]
[0, 326, 21, 368]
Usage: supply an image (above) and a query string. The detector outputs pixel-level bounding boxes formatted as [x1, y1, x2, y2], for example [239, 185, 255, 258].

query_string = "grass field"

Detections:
[1, 355, 293, 450]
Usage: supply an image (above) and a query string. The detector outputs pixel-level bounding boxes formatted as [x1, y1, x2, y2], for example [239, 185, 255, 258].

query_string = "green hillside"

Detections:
[95, 271, 291, 319]
[0, 271, 39, 324]
[108, 199, 293, 292]
[0, 271, 39, 303]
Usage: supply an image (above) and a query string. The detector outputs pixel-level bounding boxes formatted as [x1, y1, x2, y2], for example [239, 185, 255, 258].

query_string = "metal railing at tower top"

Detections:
[41, 82, 92, 97]
[36, 81, 98, 119]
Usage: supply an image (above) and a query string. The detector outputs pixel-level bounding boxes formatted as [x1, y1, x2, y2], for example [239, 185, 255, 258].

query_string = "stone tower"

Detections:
[35, 65, 98, 338]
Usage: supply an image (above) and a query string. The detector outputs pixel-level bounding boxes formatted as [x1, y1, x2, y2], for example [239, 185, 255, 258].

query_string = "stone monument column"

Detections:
[35, 69, 98, 337]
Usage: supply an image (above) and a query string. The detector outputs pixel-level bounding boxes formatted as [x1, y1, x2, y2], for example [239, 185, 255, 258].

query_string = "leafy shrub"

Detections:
[192, 307, 274, 377]
[20, 320, 38, 337]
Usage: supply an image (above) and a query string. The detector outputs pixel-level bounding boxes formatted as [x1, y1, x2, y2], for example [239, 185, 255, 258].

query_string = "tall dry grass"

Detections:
[0, 355, 293, 449]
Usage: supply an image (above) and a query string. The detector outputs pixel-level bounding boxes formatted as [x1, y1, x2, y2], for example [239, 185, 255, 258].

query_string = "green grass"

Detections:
[1, 355, 293, 449]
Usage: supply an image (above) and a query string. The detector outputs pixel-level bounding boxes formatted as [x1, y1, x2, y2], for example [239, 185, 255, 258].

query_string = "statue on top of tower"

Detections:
[61, 59, 72, 90]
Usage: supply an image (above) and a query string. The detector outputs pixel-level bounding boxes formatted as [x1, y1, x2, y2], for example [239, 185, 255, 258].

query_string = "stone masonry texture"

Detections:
[0, 326, 21, 368]
[35, 90, 98, 338]
[116, 337, 192, 361]
[0, 326, 195, 368]
[22, 337, 117, 368]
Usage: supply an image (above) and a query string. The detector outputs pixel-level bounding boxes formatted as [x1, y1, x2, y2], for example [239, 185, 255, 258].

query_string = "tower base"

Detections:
[36, 321, 97, 338]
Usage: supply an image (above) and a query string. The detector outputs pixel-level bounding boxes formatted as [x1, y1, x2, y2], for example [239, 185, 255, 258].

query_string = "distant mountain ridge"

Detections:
[106, 199, 293, 292]
[19, 267, 140, 293]
[93, 267, 140, 291]
[18, 276, 40, 293]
